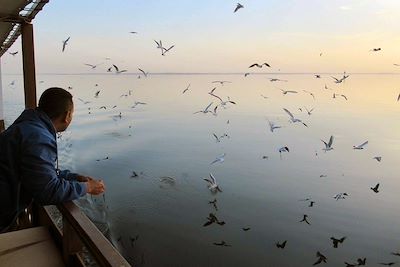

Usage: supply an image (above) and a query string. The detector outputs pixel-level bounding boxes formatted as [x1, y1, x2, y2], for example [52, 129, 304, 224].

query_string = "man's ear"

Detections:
[63, 110, 71, 123]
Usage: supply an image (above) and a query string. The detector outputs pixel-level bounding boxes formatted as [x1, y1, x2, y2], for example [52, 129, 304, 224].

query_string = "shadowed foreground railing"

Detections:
[36, 201, 131, 267]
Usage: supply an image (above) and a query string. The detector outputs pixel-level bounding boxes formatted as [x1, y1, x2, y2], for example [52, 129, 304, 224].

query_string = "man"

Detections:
[0, 87, 105, 232]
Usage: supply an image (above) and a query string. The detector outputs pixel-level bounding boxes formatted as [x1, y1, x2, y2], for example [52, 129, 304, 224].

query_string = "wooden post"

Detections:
[21, 22, 37, 109]
[0, 57, 4, 132]
[63, 216, 83, 266]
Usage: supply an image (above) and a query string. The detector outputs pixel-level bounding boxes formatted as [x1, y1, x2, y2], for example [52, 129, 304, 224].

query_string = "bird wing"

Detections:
[358, 141, 368, 148]
[204, 102, 213, 112]
[84, 63, 95, 67]
[331, 76, 340, 82]
[248, 63, 259, 68]
[263, 63, 271, 67]
[209, 173, 217, 184]
[113, 64, 119, 72]
[328, 136, 334, 147]
[138, 68, 146, 76]
[397, 93, 400, 101]
[283, 108, 295, 119]
[213, 133, 219, 141]
[210, 93, 223, 102]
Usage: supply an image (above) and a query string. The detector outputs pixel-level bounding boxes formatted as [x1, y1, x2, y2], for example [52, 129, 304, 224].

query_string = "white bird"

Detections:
[373, 156, 382, 162]
[204, 173, 222, 192]
[260, 94, 269, 99]
[280, 89, 298, 95]
[278, 146, 289, 158]
[212, 80, 231, 85]
[283, 108, 308, 127]
[113, 64, 127, 74]
[212, 133, 220, 143]
[321, 136, 334, 151]
[305, 107, 314, 115]
[8, 51, 18, 56]
[268, 120, 282, 132]
[131, 101, 147, 108]
[182, 84, 191, 94]
[249, 63, 270, 68]
[78, 98, 91, 104]
[84, 63, 103, 69]
[194, 102, 214, 115]
[353, 141, 368, 150]
[62, 37, 70, 52]
[210, 153, 226, 165]
[138, 68, 148, 77]
[234, 3, 244, 13]
[269, 78, 287, 82]
[333, 192, 348, 201]
[303, 90, 315, 100]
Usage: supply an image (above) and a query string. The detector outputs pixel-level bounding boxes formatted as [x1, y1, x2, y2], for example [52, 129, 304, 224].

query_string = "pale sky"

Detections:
[2, 0, 400, 73]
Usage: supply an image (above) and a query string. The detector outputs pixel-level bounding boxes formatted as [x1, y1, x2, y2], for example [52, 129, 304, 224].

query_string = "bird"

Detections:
[330, 236, 346, 248]
[305, 107, 314, 115]
[278, 146, 289, 158]
[182, 84, 190, 94]
[162, 45, 175, 56]
[260, 94, 269, 99]
[303, 90, 315, 99]
[397, 93, 400, 102]
[131, 101, 147, 108]
[78, 98, 91, 105]
[204, 173, 222, 193]
[340, 94, 348, 100]
[113, 64, 127, 74]
[212, 133, 221, 143]
[129, 31, 138, 34]
[84, 63, 103, 69]
[94, 90, 100, 98]
[269, 78, 287, 82]
[370, 183, 380, 193]
[203, 213, 225, 227]
[344, 262, 357, 267]
[159, 176, 176, 185]
[313, 251, 327, 265]
[213, 241, 231, 247]
[309, 201, 315, 207]
[210, 154, 226, 165]
[394, 64, 400, 67]
[299, 214, 311, 225]
[244, 72, 250, 77]
[333, 192, 348, 200]
[242, 227, 251, 231]
[62, 37, 70, 52]
[379, 262, 396, 266]
[280, 89, 298, 95]
[193, 102, 216, 115]
[283, 108, 308, 127]
[353, 141, 368, 149]
[249, 63, 270, 68]
[321, 136, 334, 151]
[138, 68, 148, 77]
[268, 120, 282, 133]
[373, 156, 382, 162]
[370, 48, 381, 52]
[234, 3, 244, 13]
[276, 240, 287, 249]
[209, 198, 218, 211]
[8, 51, 18, 56]
[391, 252, 400, 256]
[357, 258, 367, 265]
[315, 74, 321, 78]
[212, 80, 231, 85]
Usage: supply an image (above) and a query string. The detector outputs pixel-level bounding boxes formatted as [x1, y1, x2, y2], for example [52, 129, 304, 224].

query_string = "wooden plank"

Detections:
[63, 217, 83, 267]
[21, 22, 37, 109]
[37, 205, 63, 249]
[58, 202, 131, 267]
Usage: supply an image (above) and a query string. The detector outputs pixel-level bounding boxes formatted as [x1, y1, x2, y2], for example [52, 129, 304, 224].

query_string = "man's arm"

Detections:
[20, 142, 87, 205]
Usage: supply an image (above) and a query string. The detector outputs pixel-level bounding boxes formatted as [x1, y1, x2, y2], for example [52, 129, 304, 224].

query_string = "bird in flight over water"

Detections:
[234, 3, 244, 12]
[62, 37, 70, 52]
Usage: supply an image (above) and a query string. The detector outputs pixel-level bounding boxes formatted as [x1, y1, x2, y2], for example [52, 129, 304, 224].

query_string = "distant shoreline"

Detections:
[2, 72, 400, 76]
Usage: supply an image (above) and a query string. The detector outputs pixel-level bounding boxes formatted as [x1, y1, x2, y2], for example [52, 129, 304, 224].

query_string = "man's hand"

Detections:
[76, 175, 93, 182]
[86, 179, 106, 195]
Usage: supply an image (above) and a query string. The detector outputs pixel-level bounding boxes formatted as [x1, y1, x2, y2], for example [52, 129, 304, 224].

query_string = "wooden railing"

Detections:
[35, 201, 131, 267]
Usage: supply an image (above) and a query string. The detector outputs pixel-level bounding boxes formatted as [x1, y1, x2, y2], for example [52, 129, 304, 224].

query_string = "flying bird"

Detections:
[213, 241, 231, 247]
[333, 192, 348, 200]
[249, 63, 271, 68]
[204, 173, 222, 193]
[303, 90, 315, 99]
[269, 78, 287, 82]
[8, 51, 18, 56]
[280, 89, 298, 95]
[321, 136, 334, 151]
[283, 108, 308, 127]
[268, 120, 282, 132]
[193, 102, 215, 115]
[353, 141, 368, 149]
[313, 251, 327, 265]
[330, 236, 346, 248]
[210, 153, 226, 165]
[234, 3, 244, 12]
[138, 68, 148, 77]
[299, 214, 311, 225]
[212, 80, 231, 85]
[113, 64, 127, 74]
[276, 240, 287, 249]
[203, 213, 225, 226]
[373, 156, 382, 162]
[182, 84, 191, 94]
[397, 93, 400, 102]
[370, 183, 380, 193]
[370, 48, 381, 52]
[62, 37, 70, 52]
[84, 63, 103, 69]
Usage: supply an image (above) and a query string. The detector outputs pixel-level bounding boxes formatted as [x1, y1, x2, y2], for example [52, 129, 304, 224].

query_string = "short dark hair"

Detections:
[38, 87, 73, 120]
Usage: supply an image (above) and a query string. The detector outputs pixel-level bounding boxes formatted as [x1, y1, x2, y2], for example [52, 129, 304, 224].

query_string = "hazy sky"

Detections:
[2, 0, 400, 73]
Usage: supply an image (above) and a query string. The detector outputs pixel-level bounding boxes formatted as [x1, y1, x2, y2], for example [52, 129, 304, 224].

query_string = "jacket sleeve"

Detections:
[20, 141, 87, 205]
[58, 169, 79, 181]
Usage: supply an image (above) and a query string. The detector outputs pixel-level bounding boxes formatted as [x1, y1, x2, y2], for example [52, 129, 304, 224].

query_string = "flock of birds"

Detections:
[6, 2, 400, 266]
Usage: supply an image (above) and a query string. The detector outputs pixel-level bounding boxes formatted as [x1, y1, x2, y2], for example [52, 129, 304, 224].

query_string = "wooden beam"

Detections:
[0, 57, 4, 132]
[21, 22, 37, 109]
[58, 202, 131, 267]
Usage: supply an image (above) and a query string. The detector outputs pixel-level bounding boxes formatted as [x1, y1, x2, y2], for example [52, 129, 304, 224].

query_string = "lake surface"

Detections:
[2, 73, 400, 266]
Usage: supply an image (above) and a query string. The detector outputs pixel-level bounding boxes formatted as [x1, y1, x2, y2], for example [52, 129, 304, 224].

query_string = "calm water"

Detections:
[2, 73, 400, 266]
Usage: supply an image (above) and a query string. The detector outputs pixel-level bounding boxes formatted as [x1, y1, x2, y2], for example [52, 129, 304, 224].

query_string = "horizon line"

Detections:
[2, 72, 400, 76]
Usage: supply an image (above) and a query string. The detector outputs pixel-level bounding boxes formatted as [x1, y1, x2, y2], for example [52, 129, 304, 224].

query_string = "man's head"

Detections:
[38, 87, 74, 132]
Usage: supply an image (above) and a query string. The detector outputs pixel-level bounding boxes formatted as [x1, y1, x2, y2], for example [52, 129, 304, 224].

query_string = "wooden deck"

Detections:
[0, 202, 131, 267]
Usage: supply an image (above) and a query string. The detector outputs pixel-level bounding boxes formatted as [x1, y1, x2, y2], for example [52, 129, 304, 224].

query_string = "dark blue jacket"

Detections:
[0, 108, 87, 229]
